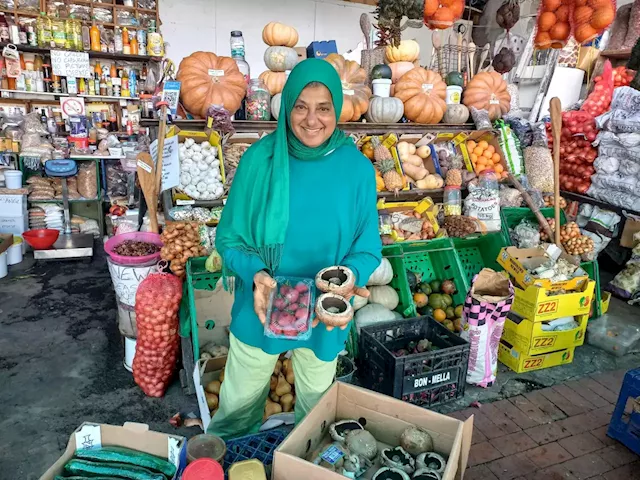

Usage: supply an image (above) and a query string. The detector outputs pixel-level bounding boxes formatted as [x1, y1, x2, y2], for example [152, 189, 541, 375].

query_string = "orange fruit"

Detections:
[486, 145, 495, 155]
[591, 6, 614, 30]
[535, 32, 552, 48]
[543, 0, 562, 10]
[473, 146, 484, 156]
[550, 22, 570, 41]
[538, 11, 556, 32]
[476, 165, 485, 173]
[574, 6, 593, 25]
[478, 140, 489, 150]
[495, 164, 504, 174]
[424, 0, 439, 16]
[501, 171, 509, 179]
[433, 309, 447, 322]
[470, 153, 478, 163]
[431, 6, 455, 26]
[482, 150, 493, 159]
[492, 152, 501, 163]
[575, 23, 597, 43]
[467, 140, 477, 150]
[556, 5, 570, 22]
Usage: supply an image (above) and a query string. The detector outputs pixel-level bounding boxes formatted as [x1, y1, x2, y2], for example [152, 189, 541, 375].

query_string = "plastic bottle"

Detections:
[36, 12, 51, 48]
[51, 12, 66, 49]
[113, 26, 122, 53]
[444, 186, 462, 216]
[129, 68, 136, 97]
[90, 17, 100, 51]
[479, 168, 499, 193]
[147, 20, 163, 57]
[65, 15, 74, 50]
[27, 24, 37, 46]
[130, 33, 138, 56]
[123, 28, 131, 55]
[82, 23, 90, 50]
[136, 28, 146, 56]
[0, 13, 11, 43]
[122, 69, 129, 97]
[72, 15, 82, 50]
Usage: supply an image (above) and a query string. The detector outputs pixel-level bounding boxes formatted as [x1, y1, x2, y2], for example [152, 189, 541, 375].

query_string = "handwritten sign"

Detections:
[74, 424, 102, 451]
[107, 260, 156, 306]
[50, 50, 91, 78]
[150, 135, 179, 192]
[167, 437, 181, 468]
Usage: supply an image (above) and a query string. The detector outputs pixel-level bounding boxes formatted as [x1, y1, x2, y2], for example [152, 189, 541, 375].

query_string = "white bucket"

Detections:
[123, 336, 136, 372]
[446, 86, 463, 105]
[7, 241, 22, 265]
[372, 78, 392, 98]
[107, 257, 157, 307]
[0, 251, 7, 279]
[4, 170, 22, 189]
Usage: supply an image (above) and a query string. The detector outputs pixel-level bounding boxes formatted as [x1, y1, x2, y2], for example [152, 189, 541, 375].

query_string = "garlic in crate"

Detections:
[178, 138, 224, 200]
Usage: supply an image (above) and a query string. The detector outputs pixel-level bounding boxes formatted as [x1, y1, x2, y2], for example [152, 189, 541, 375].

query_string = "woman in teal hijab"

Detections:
[210, 59, 381, 439]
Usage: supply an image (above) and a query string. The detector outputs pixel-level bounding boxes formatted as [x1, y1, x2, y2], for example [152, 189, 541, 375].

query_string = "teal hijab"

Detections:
[216, 58, 352, 283]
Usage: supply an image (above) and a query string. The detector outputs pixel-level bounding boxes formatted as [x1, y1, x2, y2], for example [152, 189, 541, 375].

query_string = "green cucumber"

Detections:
[64, 459, 167, 480]
[75, 446, 176, 478]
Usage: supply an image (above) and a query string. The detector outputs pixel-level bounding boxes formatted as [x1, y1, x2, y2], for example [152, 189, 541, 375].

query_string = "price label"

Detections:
[111, 77, 122, 86]
[489, 94, 500, 105]
[208, 69, 225, 77]
[137, 160, 152, 173]
[421, 83, 434, 93]
[176, 199, 195, 206]
[167, 437, 181, 468]
[74, 424, 102, 451]
[343, 89, 355, 95]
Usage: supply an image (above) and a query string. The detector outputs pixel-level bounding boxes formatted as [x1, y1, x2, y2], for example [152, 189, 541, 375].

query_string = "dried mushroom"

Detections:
[416, 452, 447, 473]
[413, 469, 443, 480]
[399, 426, 434, 456]
[372, 467, 411, 480]
[380, 446, 415, 474]
[329, 420, 365, 443]
[345, 429, 378, 460]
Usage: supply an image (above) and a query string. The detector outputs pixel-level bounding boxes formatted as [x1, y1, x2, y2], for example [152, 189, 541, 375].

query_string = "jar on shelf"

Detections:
[479, 168, 499, 193]
[245, 78, 271, 121]
[444, 185, 461, 216]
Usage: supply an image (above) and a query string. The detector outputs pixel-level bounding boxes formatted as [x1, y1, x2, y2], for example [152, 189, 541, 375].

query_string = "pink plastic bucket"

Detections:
[104, 232, 163, 266]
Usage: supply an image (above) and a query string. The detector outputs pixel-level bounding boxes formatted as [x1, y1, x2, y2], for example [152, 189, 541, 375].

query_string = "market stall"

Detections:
[3, 0, 640, 477]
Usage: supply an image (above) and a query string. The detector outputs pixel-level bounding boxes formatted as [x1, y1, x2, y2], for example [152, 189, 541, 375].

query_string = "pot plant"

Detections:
[336, 354, 356, 383]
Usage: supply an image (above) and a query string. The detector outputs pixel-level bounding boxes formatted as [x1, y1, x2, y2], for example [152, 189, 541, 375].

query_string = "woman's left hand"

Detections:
[312, 285, 369, 329]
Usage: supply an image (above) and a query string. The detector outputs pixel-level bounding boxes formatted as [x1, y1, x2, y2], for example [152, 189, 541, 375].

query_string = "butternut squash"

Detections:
[403, 163, 429, 181]
[402, 154, 424, 167]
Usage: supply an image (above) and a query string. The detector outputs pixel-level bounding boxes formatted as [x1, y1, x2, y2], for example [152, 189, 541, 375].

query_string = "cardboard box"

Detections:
[497, 246, 589, 291]
[0, 191, 28, 217]
[511, 279, 595, 321]
[273, 382, 473, 480]
[498, 340, 575, 373]
[501, 313, 588, 355]
[39, 422, 186, 480]
[377, 197, 441, 242]
[620, 218, 640, 249]
[306, 41, 337, 59]
[194, 356, 226, 432]
[0, 233, 13, 254]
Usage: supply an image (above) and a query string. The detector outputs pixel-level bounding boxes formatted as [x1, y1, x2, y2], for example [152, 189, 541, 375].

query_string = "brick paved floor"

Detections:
[455, 369, 640, 480]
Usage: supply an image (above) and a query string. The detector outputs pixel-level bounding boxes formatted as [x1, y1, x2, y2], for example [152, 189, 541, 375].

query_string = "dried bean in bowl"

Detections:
[113, 240, 161, 257]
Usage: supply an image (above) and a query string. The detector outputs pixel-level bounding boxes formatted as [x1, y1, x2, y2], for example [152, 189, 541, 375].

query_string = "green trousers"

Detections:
[207, 333, 338, 440]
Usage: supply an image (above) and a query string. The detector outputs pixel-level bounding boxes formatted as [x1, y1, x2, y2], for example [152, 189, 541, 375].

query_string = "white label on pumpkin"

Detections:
[489, 94, 500, 105]
[421, 83, 434, 93]
[208, 69, 225, 77]
[343, 89, 355, 95]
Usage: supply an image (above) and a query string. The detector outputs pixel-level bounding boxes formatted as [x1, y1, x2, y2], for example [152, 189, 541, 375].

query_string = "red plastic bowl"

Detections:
[23, 229, 60, 250]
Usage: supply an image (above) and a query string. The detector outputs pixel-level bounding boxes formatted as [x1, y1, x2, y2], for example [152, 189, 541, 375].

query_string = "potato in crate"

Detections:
[358, 316, 470, 408]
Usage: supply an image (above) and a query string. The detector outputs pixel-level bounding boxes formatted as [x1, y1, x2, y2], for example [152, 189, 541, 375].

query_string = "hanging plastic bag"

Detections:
[460, 269, 514, 388]
[133, 272, 183, 397]
[423, 0, 464, 30]
[573, 0, 616, 45]
[534, 0, 572, 49]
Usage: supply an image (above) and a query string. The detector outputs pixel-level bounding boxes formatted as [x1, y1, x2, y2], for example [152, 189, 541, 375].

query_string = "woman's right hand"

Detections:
[254, 270, 277, 324]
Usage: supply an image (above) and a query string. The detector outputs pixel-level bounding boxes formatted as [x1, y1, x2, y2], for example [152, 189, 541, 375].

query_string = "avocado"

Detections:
[429, 280, 442, 293]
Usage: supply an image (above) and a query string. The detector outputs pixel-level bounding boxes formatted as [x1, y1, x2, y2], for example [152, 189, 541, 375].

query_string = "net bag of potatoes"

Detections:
[460, 269, 514, 388]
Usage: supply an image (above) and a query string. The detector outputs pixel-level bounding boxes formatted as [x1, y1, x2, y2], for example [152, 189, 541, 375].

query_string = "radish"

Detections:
[284, 289, 300, 304]
[287, 303, 299, 312]
[279, 312, 295, 325]
[295, 282, 309, 293]
[273, 297, 287, 311]
[295, 308, 309, 321]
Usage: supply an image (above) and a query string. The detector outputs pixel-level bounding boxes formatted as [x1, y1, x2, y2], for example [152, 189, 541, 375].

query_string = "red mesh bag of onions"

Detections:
[133, 272, 183, 397]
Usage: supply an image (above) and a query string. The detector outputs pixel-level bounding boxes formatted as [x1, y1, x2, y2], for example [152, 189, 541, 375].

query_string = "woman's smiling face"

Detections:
[290, 83, 337, 148]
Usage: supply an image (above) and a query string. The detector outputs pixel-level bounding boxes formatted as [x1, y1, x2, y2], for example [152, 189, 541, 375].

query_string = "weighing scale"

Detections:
[34, 159, 94, 260]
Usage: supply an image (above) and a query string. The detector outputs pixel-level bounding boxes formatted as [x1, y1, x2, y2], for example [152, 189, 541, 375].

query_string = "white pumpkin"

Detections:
[365, 96, 404, 124]
[443, 104, 470, 124]
[355, 303, 397, 333]
[367, 257, 393, 286]
[353, 290, 369, 311]
[368, 285, 399, 310]
[264, 46, 298, 72]
[271, 93, 282, 120]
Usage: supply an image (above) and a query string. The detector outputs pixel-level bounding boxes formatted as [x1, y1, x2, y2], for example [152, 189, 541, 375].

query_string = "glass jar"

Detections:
[444, 185, 461, 216]
[245, 78, 271, 121]
[230, 30, 245, 58]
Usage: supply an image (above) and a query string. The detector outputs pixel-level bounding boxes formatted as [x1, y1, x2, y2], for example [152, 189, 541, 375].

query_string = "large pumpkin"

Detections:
[463, 71, 511, 121]
[176, 52, 247, 117]
[262, 22, 299, 47]
[324, 53, 372, 122]
[264, 46, 298, 72]
[366, 96, 404, 123]
[385, 40, 420, 63]
[394, 68, 447, 124]
[271, 93, 282, 120]
[389, 61, 415, 83]
[259, 70, 287, 95]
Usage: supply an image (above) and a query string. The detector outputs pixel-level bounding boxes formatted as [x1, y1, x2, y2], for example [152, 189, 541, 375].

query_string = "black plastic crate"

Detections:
[358, 316, 470, 408]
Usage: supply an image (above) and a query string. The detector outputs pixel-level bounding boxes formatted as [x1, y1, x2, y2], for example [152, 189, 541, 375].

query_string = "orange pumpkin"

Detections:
[259, 70, 287, 95]
[463, 71, 511, 121]
[389, 61, 415, 83]
[324, 53, 372, 122]
[262, 22, 299, 47]
[393, 67, 447, 124]
[176, 52, 246, 117]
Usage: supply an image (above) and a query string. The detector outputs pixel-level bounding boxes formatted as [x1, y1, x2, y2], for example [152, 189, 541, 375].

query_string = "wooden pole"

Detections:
[550, 97, 562, 248]
[508, 173, 556, 243]
[154, 101, 169, 195]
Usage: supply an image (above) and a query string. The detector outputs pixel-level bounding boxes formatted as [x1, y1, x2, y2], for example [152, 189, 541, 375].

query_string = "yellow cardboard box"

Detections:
[497, 246, 589, 291]
[511, 280, 595, 321]
[501, 313, 588, 356]
[498, 340, 575, 373]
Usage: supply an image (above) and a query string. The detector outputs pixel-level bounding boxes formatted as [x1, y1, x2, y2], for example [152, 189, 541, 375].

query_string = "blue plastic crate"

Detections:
[607, 368, 640, 455]
[223, 428, 288, 476]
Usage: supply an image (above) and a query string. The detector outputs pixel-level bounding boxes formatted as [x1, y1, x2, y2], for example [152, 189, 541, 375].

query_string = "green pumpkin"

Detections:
[371, 64, 393, 80]
[445, 72, 464, 87]
[428, 293, 447, 310]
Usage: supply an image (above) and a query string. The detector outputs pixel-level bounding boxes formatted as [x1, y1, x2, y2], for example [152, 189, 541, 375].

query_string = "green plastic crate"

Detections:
[452, 232, 507, 287]
[400, 238, 468, 317]
[183, 256, 222, 361]
[500, 207, 602, 318]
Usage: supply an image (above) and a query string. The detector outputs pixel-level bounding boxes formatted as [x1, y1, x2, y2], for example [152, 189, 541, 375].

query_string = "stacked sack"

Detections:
[28, 206, 46, 230]
[590, 87, 640, 212]
[31, 204, 64, 231]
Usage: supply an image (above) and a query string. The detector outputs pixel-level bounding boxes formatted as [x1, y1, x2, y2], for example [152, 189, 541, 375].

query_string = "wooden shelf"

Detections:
[600, 49, 632, 60]
[0, 42, 160, 62]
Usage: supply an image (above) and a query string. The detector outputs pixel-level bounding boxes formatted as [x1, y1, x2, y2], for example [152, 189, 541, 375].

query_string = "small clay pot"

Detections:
[380, 446, 415, 474]
[315, 266, 355, 296]
[371, 467, 410, 480]
[416, 452, 447, 473]
[329, 420, 364, 443]
[315, 293, 353, 331]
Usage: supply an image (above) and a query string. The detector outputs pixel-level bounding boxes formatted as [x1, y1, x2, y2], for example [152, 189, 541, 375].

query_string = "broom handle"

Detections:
[155, 101, 169, 195]
[550, 97, 562, 248]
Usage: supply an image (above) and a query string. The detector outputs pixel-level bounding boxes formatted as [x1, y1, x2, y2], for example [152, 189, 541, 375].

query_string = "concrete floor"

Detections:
[0, 249, 638, 478]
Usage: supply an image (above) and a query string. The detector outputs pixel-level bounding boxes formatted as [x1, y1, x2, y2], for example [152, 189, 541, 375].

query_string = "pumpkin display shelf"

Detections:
[0, 42, 162, 63]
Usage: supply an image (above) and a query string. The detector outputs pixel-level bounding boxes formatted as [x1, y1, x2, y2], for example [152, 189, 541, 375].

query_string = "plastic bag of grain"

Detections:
[524, 146, 554, 192]
[77, 162, 97, 199]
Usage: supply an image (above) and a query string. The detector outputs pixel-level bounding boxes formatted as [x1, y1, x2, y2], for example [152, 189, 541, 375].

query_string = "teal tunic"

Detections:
[224, 144, 382, 361]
